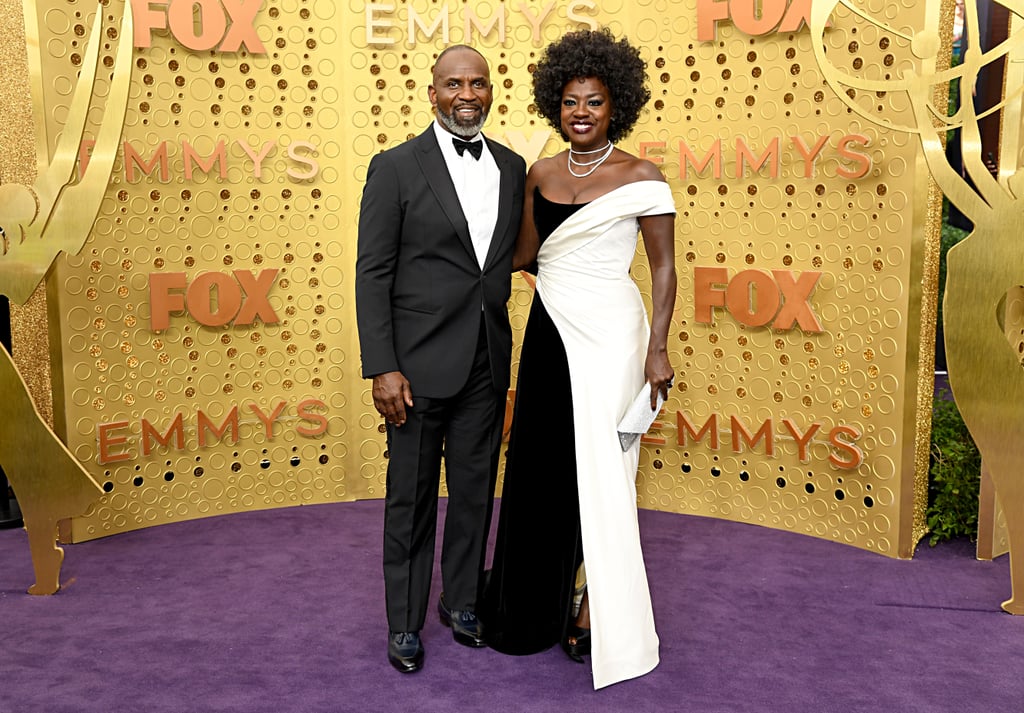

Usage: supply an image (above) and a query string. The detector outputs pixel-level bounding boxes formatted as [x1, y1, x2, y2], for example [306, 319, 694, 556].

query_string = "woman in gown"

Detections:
[483, 29, 677, 689]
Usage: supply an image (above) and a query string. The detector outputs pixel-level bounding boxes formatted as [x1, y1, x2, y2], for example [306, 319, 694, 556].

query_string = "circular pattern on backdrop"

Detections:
[43, 0, 927, 557]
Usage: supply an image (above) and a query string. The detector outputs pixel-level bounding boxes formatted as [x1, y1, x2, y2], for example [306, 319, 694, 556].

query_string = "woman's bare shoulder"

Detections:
[528, 154, 563, 177]
[619, 153, 668, 183]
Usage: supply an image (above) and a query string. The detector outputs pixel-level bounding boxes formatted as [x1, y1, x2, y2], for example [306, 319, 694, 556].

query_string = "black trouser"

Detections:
[382, 319, 504, 632]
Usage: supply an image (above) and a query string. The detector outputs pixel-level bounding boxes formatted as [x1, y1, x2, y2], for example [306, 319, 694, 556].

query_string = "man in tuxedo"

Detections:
[355, 45, 526, 673]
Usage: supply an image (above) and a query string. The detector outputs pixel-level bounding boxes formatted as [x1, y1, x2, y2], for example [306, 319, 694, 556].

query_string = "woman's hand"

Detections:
[645, 348, 674, 409]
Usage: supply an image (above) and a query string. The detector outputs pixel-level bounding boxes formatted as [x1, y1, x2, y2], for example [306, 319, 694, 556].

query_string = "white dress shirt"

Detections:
[432, 121, 501, 270]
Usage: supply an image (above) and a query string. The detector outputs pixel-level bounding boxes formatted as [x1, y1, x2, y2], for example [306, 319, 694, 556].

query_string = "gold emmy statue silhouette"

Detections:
[0, 2, 133, 593]
[811, 0, 1024, 613]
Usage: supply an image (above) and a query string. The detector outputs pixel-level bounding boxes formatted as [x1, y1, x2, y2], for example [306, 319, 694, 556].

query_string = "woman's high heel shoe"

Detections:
[563, 625, 591, 663]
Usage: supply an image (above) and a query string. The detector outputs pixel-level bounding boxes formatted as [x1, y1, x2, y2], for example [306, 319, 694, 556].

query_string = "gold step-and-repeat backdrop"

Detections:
[6, 0, 946, 557]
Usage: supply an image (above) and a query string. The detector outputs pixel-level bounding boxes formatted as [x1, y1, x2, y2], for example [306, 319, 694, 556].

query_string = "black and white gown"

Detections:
[485, 180, 676, 689]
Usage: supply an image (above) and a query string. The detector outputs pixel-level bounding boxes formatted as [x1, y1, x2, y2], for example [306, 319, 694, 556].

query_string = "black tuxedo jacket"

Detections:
[355, 128, 526, 398]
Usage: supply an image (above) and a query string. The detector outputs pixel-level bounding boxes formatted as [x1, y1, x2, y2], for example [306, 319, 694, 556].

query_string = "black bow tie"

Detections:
[452, 137, 483, 160]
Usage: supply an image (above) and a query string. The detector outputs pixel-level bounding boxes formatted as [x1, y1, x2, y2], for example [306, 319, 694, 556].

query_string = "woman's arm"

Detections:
[512, 164, 543, 271]
[638, 211, 677, 408]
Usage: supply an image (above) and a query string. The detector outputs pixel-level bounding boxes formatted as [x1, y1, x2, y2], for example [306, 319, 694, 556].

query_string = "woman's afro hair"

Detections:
[532, 28, 651, 144]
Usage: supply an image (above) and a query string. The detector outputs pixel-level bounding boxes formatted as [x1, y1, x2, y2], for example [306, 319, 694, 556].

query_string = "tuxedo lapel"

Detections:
[413, 131, 477, 265]
[482, 137, 516, 271]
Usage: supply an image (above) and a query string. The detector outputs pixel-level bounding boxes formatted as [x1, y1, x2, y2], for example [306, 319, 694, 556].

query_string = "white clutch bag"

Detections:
[616, 382, 665, 451]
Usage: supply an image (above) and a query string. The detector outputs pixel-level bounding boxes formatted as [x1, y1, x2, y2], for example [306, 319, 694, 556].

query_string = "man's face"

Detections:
[429, 49, 493, 138]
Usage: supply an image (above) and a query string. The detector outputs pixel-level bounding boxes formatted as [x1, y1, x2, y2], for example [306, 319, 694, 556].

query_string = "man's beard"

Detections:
[437, 105, 488, 138]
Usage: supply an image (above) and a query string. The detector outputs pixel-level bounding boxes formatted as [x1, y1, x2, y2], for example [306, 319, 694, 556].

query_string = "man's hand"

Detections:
[372, 371, 414, 426]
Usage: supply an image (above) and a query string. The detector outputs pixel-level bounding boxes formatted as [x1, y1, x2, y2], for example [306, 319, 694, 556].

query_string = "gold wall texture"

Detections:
[6, 0, 943, 557]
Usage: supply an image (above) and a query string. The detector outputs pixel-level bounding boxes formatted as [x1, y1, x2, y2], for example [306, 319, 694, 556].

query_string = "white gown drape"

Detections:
[535, 180, 676, 689]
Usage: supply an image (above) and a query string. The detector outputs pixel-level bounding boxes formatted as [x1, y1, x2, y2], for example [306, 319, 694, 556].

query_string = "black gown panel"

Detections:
[483, 190, 588, 655]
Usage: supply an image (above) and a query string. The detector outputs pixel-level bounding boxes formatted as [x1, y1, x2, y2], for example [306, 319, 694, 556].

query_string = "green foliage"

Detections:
[927, 393, 981, 545]
[939, 40, 969, 328]
[924, 40, 981, 548]
[947, 41, 963, 142]
[937, 200, 970, 328]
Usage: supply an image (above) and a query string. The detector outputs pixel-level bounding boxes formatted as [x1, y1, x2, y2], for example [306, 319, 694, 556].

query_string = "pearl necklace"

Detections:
[568, 142, 614, 178]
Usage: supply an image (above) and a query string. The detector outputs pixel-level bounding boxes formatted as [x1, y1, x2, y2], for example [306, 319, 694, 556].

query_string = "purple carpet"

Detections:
[1, 499, 1020, 713]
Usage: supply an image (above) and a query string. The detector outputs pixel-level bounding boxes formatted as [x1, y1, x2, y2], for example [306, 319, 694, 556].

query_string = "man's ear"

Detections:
[427, 86, 437, 109]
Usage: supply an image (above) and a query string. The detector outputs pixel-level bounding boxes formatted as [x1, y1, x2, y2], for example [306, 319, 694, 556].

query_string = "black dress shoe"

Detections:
[562, 625, 590, 663]
[438, 593, 486, 648]
[388, 631, 424, 673]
